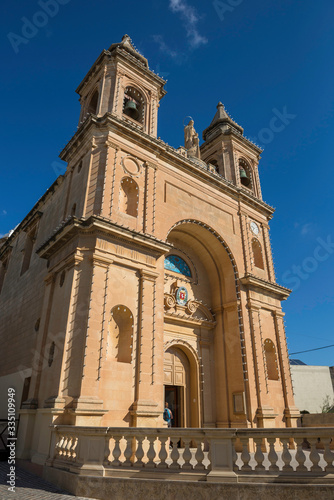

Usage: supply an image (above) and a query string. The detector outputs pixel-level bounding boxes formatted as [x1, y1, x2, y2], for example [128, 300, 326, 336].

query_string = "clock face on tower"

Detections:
[250, 221, 259, 236]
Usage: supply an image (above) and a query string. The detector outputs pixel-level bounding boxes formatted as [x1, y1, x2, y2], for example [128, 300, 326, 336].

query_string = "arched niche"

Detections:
[119, 177, 139, 217]
[252, 238, 265, 270]
[264, 339, 279, 380]
[110, 305, 133, 363]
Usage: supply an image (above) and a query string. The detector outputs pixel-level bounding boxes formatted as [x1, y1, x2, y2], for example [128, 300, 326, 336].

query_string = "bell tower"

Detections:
[76, 35, 166, 137]
[201, 102, 263, 199]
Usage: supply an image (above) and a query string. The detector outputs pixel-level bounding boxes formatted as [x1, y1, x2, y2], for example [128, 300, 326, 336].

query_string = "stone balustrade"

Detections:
[47, 426, 334, 483]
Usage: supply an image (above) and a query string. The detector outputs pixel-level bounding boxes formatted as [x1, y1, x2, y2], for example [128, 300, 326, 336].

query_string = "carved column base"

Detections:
[284, 407, 301, 427]
[256, 406, 278, 428]
[67, 397, 107, 426]
[130, 400, 162, 427]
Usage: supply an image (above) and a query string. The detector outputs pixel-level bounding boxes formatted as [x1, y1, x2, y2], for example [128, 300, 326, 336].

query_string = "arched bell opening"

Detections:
[123, 86, 145, 125]
[239, 158, 253, 190]
[164, 220, 247, 427]
[87, 89, 99, 115]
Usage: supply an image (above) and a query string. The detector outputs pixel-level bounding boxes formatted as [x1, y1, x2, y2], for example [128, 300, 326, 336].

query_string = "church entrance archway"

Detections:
[163, 345, 199, 427]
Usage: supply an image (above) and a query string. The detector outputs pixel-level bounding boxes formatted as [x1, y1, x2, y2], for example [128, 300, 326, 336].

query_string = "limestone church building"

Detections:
[0, 35, 299, 464]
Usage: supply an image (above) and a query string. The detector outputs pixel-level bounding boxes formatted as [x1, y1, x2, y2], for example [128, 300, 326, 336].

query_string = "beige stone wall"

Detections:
[0, 176, 67, 381]
[1, 40, 300, 465]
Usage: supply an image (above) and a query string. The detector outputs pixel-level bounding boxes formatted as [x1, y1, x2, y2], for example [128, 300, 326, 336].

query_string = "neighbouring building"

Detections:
[290, 360, 334, 413]
[0, 35, 299, 465]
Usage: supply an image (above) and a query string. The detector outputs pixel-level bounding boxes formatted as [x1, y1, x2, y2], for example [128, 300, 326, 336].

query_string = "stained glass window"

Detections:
[164, 255, 191, 277]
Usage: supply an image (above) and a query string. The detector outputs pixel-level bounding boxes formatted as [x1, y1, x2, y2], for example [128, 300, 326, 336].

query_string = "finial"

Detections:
[217, 102, 224, 108]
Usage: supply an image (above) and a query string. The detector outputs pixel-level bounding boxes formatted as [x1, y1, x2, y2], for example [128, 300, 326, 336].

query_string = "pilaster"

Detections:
[132, 269, 160, 426]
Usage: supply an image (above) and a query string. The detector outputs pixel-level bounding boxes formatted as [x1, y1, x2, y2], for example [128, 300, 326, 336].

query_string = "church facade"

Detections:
[0, 35, 299, 464]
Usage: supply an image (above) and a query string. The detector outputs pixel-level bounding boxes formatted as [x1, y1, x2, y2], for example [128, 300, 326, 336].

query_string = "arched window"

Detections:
[164, 255, 191, 277]
[264, 339, 279, 380]
[123, 86, 144, 124]
[239, 159, 252, 189]
[87, 90, 99, 115]
[110, 306, 133, 363]
[252, 238, 264, 269]
[119, 177, 139, 217]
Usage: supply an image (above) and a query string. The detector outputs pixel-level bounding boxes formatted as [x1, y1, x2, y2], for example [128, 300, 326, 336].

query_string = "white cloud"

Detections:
[169, 0, 207, 48]
[153, 35, 178, 59]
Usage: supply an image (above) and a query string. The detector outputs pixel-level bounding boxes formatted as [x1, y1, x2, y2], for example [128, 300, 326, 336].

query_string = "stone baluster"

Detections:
[145, 436, 157, 468]
[254, 437, 265, 472]
[295, 437, 307, 472]
[194, 439, 205, 470]
[66, 436, 73, 460]
[74, 434, 84, 467]
[231, 439, 238, 472]
[70, 437, 78, 462]
[111, 435, 122, 466]
[240, 438, 252, 471]
[308, 437, 322, 472]
[158, 436, 168, 469]
[182, 438, 193, 470]
[267, 437, 279, 472]
[56, 434, 64, 458]
[103, 434, 110, 466]
[135, 436, 145, 467]
[122, 437, 134, 467]
[281, 437, 293, 472]
[170, 438, 181, 469]
[323, 437, 334, 473]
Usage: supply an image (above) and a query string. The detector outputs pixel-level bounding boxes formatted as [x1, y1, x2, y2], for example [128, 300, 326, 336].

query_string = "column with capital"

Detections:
[67, 255, 111, 424]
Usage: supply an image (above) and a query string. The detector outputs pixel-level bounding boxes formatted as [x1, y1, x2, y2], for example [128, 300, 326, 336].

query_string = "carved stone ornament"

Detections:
[184, 120, 201, 160]
[122, 156, 141, 177]
[164, 293, 176, 310]
[186, 300, 199, 315]
[176, 286, 188, 306]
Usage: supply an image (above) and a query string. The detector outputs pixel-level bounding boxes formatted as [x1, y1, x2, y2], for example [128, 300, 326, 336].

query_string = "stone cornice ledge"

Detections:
[240, 273, 291, 300]
[37, 215, 172, 259]
[59, 114, 275, 218]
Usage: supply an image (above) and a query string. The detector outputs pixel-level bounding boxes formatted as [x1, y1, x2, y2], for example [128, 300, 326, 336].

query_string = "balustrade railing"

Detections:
[47, 426, 334, 483]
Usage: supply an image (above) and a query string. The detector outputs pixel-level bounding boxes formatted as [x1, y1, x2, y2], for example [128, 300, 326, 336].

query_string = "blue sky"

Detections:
[1, 0, 333, 366]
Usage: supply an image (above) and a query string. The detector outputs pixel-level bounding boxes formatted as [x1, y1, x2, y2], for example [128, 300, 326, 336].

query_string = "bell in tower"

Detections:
[239, 167, 251, 187]
[124, 100, 139, 121]
[76, 34, 166, 137]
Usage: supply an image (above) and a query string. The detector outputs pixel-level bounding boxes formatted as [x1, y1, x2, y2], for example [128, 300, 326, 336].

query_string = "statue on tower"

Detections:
[184, 119, 201, 159]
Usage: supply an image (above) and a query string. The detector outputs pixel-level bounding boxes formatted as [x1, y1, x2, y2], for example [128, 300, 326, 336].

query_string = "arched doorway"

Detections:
[163, 345, 200, 427]
[163, 220, 247, 428]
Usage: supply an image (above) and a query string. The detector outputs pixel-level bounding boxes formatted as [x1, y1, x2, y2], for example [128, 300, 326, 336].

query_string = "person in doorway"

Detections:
[163, 402, 173, 427]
